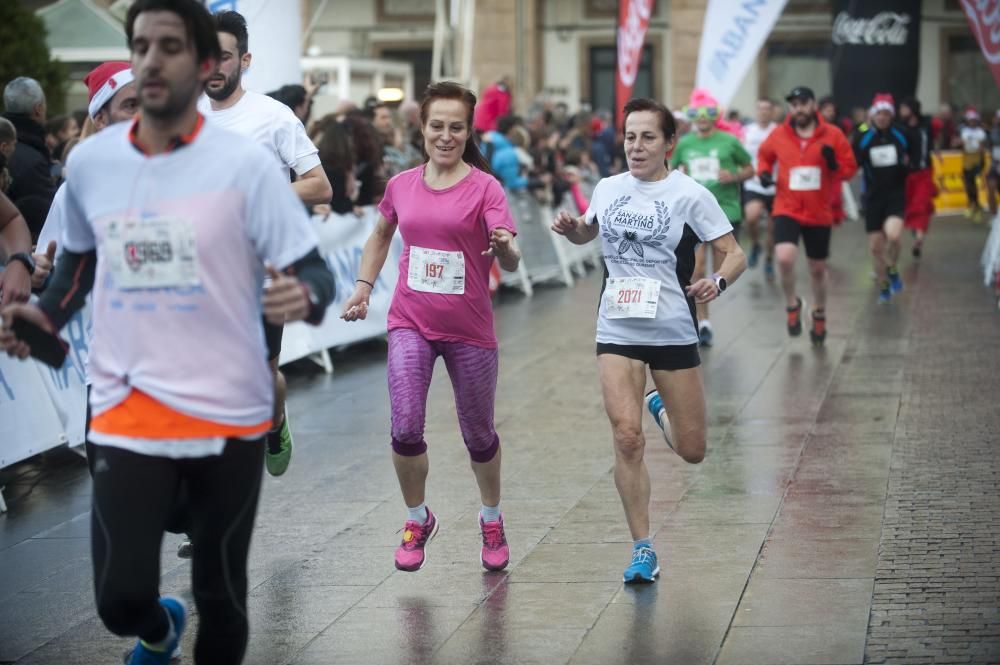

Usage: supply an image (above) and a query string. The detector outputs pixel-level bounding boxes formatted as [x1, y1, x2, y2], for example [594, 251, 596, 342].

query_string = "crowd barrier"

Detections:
[0, 197, 598, 494]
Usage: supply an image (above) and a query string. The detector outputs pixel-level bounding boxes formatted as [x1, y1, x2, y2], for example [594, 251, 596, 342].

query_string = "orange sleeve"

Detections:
[757, 134, 776, 176]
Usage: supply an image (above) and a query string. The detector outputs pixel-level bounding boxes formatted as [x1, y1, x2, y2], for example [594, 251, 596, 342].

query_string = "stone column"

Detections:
[669, 0, 708, 108]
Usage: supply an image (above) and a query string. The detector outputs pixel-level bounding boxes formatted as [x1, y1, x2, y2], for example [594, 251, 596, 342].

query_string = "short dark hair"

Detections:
[213, 10, 249, 56]
[126, 0, 220, 64]
[268, 84, 307, 111]
[900, 96, 922, 117]
[622, 98, 676, 140]
[496, 115, 520, 135]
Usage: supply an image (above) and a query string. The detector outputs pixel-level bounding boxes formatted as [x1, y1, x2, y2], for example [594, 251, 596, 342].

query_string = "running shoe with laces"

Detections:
[623, 544, 660, 584]
[123, 596, 185, 665]
[643, 389, 674, 451]
[265, 412, 293, 477]
[176, 537, 192, 559]
[878, 282, 892, 304]
[809, 310, 826, 346]
[887, 267, 903, 294]
[786, 297, 804, 336]
[748, 243, 761, 268]
[479, 515, 510, 571]
[394, 508, 439, 572]
[698, 321, 713, 347]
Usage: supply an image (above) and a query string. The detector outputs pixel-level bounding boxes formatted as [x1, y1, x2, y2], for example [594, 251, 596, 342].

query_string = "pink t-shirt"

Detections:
[378, 165, 516, 348]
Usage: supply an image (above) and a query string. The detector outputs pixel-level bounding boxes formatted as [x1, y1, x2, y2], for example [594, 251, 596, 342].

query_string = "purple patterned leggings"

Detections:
[387, 328, 500, 463]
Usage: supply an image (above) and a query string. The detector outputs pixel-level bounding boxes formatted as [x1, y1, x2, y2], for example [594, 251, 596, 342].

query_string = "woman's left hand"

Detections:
[685, 277, 720, 304]
[482, 229, 516, 259]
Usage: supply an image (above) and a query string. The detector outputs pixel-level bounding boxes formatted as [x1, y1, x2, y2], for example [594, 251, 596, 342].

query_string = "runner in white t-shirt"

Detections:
[552, 98, 746, 584]
[741, 98, 778, 279]
[0, 3, 335, 662]
[200, 10, 333, 480]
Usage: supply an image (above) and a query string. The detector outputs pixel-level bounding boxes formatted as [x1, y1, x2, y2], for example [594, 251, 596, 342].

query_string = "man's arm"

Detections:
[291, 164, 333, 205]
[35, 249, 96, 329]
[0, 192, 33, 306]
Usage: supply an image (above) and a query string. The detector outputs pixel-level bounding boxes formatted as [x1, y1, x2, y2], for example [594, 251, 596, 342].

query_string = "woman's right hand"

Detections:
[551, 209, 580, 236]
[340, 282, 372, 321]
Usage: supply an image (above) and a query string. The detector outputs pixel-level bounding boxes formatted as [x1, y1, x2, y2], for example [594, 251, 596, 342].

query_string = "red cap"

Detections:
[84, 61, 133, 119]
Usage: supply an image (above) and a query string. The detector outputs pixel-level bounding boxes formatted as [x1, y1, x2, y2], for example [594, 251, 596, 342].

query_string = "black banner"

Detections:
[831, 0, 921, 116]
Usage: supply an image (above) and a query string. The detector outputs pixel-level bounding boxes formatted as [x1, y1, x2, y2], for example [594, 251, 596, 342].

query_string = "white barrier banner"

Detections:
[695, 0, 789, 108]
[280, 207, 403, 365]
[35, 305, 91, 448]
[0, 354, 65, 468]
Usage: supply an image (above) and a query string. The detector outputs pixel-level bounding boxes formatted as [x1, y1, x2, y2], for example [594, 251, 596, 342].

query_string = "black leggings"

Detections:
[964, 164, 983, 209]
[90, 439, 264, 665]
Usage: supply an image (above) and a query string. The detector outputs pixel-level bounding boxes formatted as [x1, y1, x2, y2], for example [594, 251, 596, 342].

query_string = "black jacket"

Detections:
[3, 112, 56, 207]
[853, 123, 912, 195]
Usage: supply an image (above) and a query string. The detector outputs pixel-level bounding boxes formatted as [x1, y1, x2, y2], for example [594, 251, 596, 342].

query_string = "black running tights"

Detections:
[90, 438, 264, 664]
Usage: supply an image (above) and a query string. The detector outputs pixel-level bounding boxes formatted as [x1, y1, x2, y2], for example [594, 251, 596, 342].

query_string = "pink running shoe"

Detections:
[479, 515, 510, 571]
[394, 509, 439, 572]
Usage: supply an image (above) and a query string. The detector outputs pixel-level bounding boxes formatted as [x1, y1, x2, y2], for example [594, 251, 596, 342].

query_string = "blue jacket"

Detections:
[484, 132, 527, 190]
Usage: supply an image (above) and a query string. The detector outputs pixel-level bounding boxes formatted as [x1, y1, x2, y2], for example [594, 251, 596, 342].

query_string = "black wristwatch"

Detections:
[6, 252, 36, 275]
[712, 272, 727, 294]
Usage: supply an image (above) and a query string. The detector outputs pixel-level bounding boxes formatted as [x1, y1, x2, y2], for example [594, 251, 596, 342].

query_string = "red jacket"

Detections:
[473, 83, 512, 133]
[757, 114, 857, 226]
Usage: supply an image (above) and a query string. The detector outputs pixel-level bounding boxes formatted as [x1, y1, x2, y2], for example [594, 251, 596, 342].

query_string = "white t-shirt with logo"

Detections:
[742, 122, 777, 195]
[961, 126, 988, 154]
[585, 171, 733, 346]
[60, 120, 319, 455]
[199, 90, 320, 176]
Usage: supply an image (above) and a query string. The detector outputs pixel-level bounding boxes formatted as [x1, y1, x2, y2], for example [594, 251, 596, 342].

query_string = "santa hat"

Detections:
[965, 106, 980, 120]
[869, 93, 895, 116]
[84, 61, 133, 119]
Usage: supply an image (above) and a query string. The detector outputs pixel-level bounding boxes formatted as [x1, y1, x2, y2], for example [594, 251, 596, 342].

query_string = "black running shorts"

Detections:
[863, 190, 906, 233]
[772, 215, 832, 260]
[596, 342, 701, 371]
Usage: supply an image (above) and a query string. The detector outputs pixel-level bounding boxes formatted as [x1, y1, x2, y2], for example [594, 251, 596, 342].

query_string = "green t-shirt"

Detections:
[671, 130, 752, 222]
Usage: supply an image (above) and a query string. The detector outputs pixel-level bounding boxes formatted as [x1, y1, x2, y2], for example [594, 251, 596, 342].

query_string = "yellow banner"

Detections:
[932, 150, 990, 212]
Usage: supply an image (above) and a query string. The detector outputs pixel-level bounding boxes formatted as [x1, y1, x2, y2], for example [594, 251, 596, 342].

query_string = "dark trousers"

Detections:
[90, 438, 264, 664]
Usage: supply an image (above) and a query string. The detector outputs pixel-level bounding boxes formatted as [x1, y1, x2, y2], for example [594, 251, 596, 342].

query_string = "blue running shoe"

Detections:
[748, 243, 761, 269]
[124, 596, 186, 664]
[698, 321, 713, 347]
[623, 545, 660, 584]
[643, 390, 674, 450]
[887, 267, 903, 294]
[878, 282, 892, 305]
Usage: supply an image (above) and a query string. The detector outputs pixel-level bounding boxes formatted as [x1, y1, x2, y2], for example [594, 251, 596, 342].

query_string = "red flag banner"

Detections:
[959, 0, 1000, 89]
[616, 0, 655, 131]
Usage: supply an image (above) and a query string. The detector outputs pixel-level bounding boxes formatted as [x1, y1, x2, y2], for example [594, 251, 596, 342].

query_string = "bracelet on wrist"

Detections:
[356, 278, 375, 289]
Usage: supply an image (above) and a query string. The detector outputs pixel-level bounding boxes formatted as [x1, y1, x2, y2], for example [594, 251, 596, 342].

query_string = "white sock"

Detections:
[698, 319, 712, 331]
[480, 503, 501, 523]
[407, 503, 428, 525]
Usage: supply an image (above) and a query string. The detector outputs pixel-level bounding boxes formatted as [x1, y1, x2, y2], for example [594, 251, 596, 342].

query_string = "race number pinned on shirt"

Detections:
[789, 166, 821, 191]
[689, 156, 721, 183]
[408, 246, 465, 294]
[869, 145, 898, 167]
[105, 218, 200, 289]
[603, 277, 660, 319]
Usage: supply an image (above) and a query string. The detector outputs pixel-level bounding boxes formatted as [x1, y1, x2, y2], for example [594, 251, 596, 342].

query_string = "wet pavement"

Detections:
[1, 215, 999, 665]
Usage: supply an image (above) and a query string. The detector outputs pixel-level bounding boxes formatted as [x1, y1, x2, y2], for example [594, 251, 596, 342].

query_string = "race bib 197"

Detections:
[789, 166, 821, 191]
[603, 277, 660, 319]
[105, 218, 200, 290]
[407, 246, 465, 295]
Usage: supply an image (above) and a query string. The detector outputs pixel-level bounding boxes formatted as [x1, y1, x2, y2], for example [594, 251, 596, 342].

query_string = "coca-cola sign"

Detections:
[831, 1, 920, 117]
[615, 0, 654, 130]
[832, 11, 910, 46]
[960, 0, 1000, 87]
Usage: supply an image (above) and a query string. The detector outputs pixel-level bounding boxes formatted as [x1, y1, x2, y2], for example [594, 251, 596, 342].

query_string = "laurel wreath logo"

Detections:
[601, 197, 671, 258]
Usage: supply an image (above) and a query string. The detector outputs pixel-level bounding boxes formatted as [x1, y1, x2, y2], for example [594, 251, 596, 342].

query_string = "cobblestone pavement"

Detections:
[864, 222, 1000, 665]
[1, 215, 998, 664]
